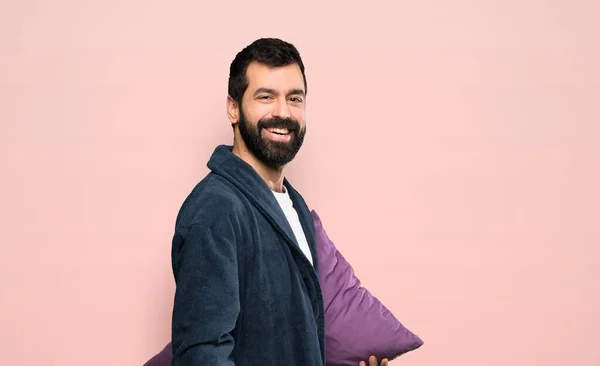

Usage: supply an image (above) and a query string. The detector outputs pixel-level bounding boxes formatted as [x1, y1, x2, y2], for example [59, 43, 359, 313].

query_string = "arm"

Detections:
[171, 223, 240, 366]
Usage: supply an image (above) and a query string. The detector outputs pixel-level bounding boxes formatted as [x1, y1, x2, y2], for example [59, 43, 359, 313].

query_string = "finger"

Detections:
[369, 355, 378, 366]
[380, 358, 389, 366]
[359, 362, 366, 366]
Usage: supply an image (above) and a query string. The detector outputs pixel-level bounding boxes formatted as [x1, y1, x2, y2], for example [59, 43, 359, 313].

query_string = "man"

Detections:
[171, 38, 387, 366]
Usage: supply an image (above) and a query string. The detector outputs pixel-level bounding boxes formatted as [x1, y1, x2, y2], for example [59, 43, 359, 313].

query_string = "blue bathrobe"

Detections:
[171, 145, 325, 365]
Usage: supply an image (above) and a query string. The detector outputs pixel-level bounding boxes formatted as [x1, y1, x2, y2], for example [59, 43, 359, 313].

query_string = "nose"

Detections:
[272, 98, 291, 119]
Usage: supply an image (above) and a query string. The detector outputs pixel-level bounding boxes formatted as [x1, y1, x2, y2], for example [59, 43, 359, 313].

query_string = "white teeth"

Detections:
[267, 128, 289, 135]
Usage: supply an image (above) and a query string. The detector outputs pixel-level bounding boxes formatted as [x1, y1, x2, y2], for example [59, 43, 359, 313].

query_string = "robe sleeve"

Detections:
[171, 223, 240, 366]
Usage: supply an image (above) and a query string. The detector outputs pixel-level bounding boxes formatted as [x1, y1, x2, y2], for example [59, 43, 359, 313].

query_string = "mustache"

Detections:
[257, 117, 301, 133]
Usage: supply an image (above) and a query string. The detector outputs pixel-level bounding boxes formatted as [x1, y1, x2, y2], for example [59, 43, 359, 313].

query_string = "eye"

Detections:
[290, 97, 303, 103]
[258, 95, 273, 100]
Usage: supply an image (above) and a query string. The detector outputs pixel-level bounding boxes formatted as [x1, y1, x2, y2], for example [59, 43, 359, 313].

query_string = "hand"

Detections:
[359, 355, 389, 366]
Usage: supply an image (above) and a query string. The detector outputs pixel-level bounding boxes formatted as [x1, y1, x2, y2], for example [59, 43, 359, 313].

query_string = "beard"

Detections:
[237, 108, 306, 168]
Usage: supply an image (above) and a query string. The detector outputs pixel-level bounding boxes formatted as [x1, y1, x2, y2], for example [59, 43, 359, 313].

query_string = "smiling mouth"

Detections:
[266, 127, 291, 135]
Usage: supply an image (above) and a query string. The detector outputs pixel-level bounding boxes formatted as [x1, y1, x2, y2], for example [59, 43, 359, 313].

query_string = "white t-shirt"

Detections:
[272, 188, 314, 266]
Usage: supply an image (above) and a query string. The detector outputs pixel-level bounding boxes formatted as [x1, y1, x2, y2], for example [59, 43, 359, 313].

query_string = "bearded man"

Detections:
[170, 38, 387, 366]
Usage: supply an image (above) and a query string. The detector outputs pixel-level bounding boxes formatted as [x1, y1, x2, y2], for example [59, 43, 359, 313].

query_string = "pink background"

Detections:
[1, 1, 599, 365]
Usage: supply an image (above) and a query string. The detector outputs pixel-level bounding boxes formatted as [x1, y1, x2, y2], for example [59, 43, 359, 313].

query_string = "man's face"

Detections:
[236, 62, 306, 168]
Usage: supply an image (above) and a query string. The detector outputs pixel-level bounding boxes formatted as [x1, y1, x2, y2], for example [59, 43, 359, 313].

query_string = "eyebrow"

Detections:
[253, 88, 305, 98]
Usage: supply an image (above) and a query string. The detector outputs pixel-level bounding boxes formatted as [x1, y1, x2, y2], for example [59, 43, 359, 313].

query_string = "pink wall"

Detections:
[1, 1, 599, 365]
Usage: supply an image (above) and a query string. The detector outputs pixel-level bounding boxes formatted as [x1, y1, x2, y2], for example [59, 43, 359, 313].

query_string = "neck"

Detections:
[232, 140, 286, 193]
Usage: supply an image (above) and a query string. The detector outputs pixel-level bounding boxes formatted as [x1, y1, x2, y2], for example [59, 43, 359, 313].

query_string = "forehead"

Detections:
[244, 61, 305, 94]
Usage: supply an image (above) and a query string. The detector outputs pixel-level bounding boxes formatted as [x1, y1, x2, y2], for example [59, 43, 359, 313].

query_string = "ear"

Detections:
[227, 96, 239, 126]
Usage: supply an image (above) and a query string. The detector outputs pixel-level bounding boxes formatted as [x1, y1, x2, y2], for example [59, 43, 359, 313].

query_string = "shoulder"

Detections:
[174, 173, 247, 238]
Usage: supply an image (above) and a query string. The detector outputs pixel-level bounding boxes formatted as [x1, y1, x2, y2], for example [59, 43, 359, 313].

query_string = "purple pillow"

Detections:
[143, 342, 171, 366]
[144, 210, 422, 366]
[311, 210, 423, 365]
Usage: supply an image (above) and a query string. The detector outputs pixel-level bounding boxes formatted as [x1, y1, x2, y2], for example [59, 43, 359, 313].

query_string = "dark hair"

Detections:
[228, 38, 307, 106]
